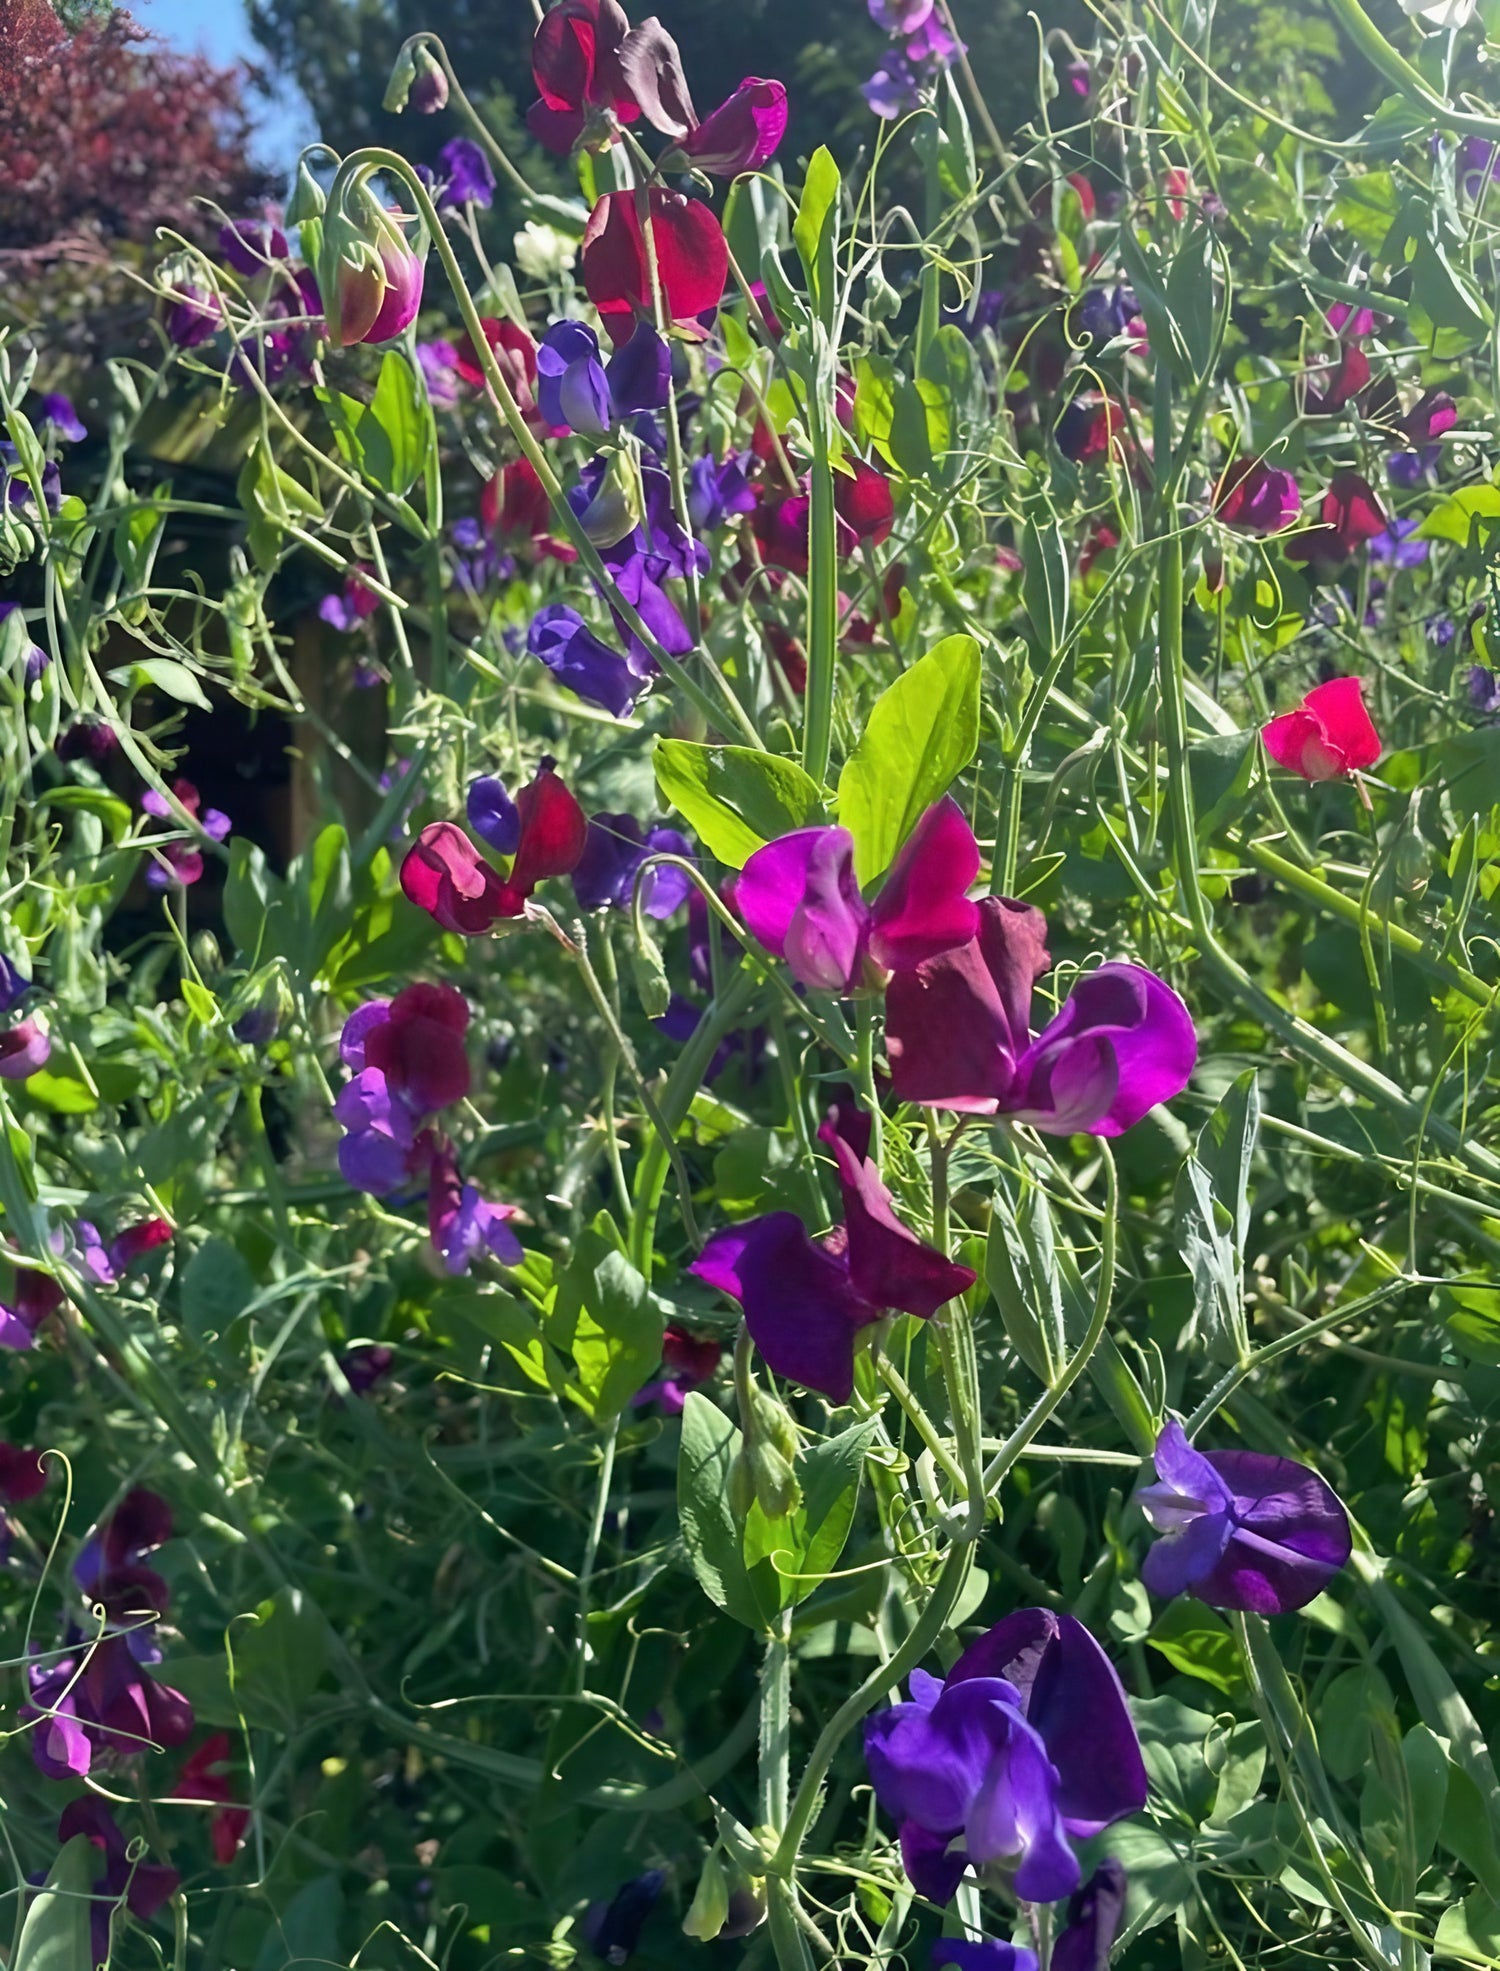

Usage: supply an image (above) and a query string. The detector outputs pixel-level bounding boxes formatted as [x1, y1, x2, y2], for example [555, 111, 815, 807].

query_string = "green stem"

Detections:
[802, 374, 839, 786]
[759, 1613, 793, 1831]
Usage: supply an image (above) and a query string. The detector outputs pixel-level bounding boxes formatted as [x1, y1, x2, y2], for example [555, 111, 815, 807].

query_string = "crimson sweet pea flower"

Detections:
[691, 1104, 976, 1402]
[1284, 471, 1387, 564]
[1262, 676, 1381, 781]
[0, 1018, 49, 1080]
[732, 796, 981, 993]
[179, 1733, 251, 1863]
[454, 317, 540, 421]
[1215, 458, 1300, 535]
[884, 896, 1197, 1131]
[1136, 1420, 1352, 1613]
[527, 0, 641, 153]
[581, 188, 729, 344]
[401, 761, 589, 933]
[1304, 339, 1370, 415]
[864, 1609, 1147, 1906]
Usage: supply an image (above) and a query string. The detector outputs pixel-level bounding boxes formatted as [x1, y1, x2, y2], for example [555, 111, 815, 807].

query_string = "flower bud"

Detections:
[681, 1852, 729, 1942]
[382, 42, 418, 112]
[573, 447, 643, 550]
[318, 171, 426, 348]
[412, 46, 449, 113]
[286, 155, 327, 227]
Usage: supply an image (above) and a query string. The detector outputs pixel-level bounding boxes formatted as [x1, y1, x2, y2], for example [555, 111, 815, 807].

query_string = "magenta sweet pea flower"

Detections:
[679, 78, 788, 175]
[864, 1609, 1147, 1907]
[632, 1325, 722, 1413]
[140, 779, 231, 889]
[1136, 1420, 1352, 1614]
[1215, 458, 1301, 535]
[732, 797, 981, 994]
[0, 1019, 50, 1080]
[334, 985, 470, 1195]
[1284, 471, 1387, 565]
[1262, 677, 1381, 781]
[690, 1104, 976, 1403]
[885, 896, 1196, 1130]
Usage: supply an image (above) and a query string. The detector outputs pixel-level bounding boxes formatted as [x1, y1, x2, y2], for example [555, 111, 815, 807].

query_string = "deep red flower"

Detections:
[1262, 678, 1382, 781]
[1304, 340, 1370, 415]
[109, 1219, 172, 1269]
[481, 458, 575, 562]
[834, 460, 895, 546]
[1054, 392, 1125, 464]
[581, 188, 729, 344]
[0, 1443, 47, 1502]
[526, 0, 640, 153]
[679, 78, 788, 175]
[1215, 459, 1301, 535]
[503, 760, 590, 910]
[455, 318, 540, 426]
[1284, 472, 1387, 564]
[361, 983, 471, 1114]
[179, 1733, 250, 1864]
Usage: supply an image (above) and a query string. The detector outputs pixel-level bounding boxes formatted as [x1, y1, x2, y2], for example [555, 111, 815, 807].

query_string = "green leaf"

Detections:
[1021, 500, 1069, 657]
[1436, 1891, 1500, 1964]
[359, 350, 430, 496]
[1439, 1283, 1500, 1365]
[180, 1237, 258, 1341]
[1147, 1600, 1245, 1696]
[677, 1391, 760, 1628]
[741, 1416, 878, 1617]
[1409, 233, 1492, 346]
[232, 1585, 329, 1727]
[223, 839, 289, 964]
[655, 738, 824, 867]
[110, 656, 212, 711]
[15, 1835, 95, 1971]
[1188, 729, 1257, 839]
[836, 634, 981, 884]
[21, 1072, 97, 1115]
[1415, 484, 1500, 546]
[551, 1231, 661, 1426]
[792, 147, 840, 325]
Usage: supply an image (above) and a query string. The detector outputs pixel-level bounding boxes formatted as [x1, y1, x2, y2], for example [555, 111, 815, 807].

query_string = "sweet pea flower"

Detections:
[632, 1326, 722, 1413]
[1054, 392, 1125, 465]
[1262, 676, 1381, 781]
[218, 217, 289, 275]
[74, 1216, 173, 1286]
[417, 338, 462, 406]
[690, 1103, 976, 1403]
[0, 1264, 63, 1349]
[0, 1444, 48, 1502]
[74, 1486, 174, 1627]
[355, 984, 472, 1115]
[1215, 458, 1301, 535]
[732, 797, 981, 994]
[537, 318, 670, 437]
[526, 0, 642, 154]
[864, 1609, 1147, 1906]
[1304, 340, 1370, 415]
[0, 442, 61, 514]
[0, 1019, 50, 1080]
[179, 1733, 251, 1863]
[483, 457, 573, 560]
[426, 1144, 523, 1275]
[1136, 1420, 1352, 1614]
[338, 1342, 395, 1395]
[1053, 1861, 1129, 1971]
[529, 604, 646, 718]
[572, 813, 694, 915]
[932, 1945, 1037, 1971]
[870, 0, 934, 27]
[37, 392, 86, 442]
[1368, 516, 1428, 568]
[884, 896, 1196, 1129]
[582, 1870, 666, 1965]
[467, 776, 521, 856]
[318, 566, 381, 632]
[581, 188, 729, 344]
[141, 779, 231, 889]
[163, 282, 222, 348]
[26, 1632, 194, 1780]
[401, 762, 589, 933]
[425, 137, 495, 211]
[686, 453, 755, 532]
[678, 79, 789, 175]
[1284, 471, 1387, 564]
[1469, 664, 1500, 715]
[57, 1797, 180, 1965]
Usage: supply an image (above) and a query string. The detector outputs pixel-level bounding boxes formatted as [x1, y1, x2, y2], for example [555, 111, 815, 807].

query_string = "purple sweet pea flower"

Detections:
[607, 549, 693, 672]
[1368, 516, 1428, 568]
[0, 954, 31, 1018]
[318, 566, 381, 633]
[427, 1145, 523, 1274]
[0, 603, 50, 683]
[467, 775, 522, 856]
[732, 798, 981, 994]
[37, 393, 86, 443]
[1052, 1861, 1128, 1971]
[1136, 1419, 1352, 1614]
[1386, 449, 1436, 487]
[140, 779, 231, 890]
[869, 0, 934, 27]
[429, 137, 495, 211]
[0, 1266, 63, 1350]
[690, 1103, 976, 1402]
[1469, 664, 1500, 713]
[600, 462, 709, 579]
[537, 320, 614, 436]
[1458, 136, 1500, 197]
[864, 1610, 1147, 1907]
[0, 1020, 51, 1080]
[863, 57, 925, 117]
[905, 14, 961, 64]
[607, 320, 673, 418]
[162, 282, 222, 349]
[885, 896, 1197, 1133]
[583, 1870, 666, 1965]
[933, 1944, 1037, 1971]
[1076, 285, 1139, 345]
[337, 1342, 395, 1395]
[686, 452, 755, 532]
[417, 338, 463, 407]
[57, 1797, 180, 1968]
[528, 604, 644, 717]
[334, 1070, 418, 1195]
[571, 813, 694, 916]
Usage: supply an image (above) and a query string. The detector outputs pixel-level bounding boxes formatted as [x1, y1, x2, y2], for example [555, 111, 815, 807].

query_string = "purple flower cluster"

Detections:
[140, 779, 231, 889]
[334, 985, 470, 1195]
[863, 0, 962, 117]
[537, 318, 670, 437]
[419, 137, 496, 212]
[572, 812, 694, 915]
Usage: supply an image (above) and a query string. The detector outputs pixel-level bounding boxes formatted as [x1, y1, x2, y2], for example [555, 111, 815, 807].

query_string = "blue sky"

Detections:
[135, 0, 317, 183]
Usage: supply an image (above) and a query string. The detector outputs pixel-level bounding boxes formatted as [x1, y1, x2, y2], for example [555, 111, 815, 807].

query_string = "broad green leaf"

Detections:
[223, 839, 289, 964]
[655, 738, 824, 867]
[1415, 485, 1500, 546]
[551, 1231, 660, 1425]
[677, 1392, 760, 1628]
[357, 350, 430, 496]
[110, 655, 212, 710]
[180, 1237, 258, 1340]
[1439, 1283, 1500, 1365]
[1148, 1600, 1245, 1697]
[741, 1416, 878, 1617]
[20, 1072, 97, 1115]
[232, 1585, 329, 1726]
[836, 633, 981, 884]
[1436, 1891, 1500, 1964]
[792, 147, 840, 325]
[1188, 729, 1257, 839]
[15, 1834, 95, 1971]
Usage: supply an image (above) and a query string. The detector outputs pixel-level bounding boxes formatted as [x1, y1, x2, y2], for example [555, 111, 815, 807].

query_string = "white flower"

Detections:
[1398, 0, 1477, 26]
[513, 222, 577, 282]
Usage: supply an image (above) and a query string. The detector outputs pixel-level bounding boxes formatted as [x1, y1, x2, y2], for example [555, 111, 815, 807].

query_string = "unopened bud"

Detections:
[286, 155, 327, 227]
[412, 46, 449, 113]
[574, 447, 643, 550]
[317, 170, 426, 348]
[382, 43, 418, 113]
[682, 1853, 729, 1942]
[728, 1448, 755, 1525]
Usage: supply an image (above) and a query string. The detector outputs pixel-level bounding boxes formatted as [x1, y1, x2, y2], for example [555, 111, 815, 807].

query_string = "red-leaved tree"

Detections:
[0, 0, 271, 251]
